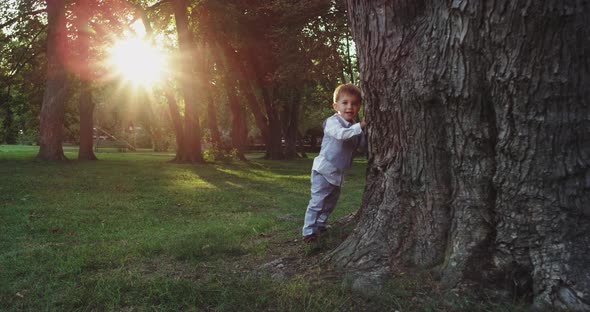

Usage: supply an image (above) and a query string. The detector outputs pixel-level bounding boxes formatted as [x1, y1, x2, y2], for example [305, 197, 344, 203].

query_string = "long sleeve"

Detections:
[323, 117, 362, 140]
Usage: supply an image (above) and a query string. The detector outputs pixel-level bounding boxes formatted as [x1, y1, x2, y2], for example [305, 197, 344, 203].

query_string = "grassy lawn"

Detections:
[0, 145, 524, 311]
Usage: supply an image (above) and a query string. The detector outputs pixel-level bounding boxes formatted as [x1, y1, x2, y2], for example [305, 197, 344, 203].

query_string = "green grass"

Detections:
[0, 145, 526, 311]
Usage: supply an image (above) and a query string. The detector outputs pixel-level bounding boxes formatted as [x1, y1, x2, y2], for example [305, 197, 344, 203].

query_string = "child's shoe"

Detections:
[303, 233, 319, 243]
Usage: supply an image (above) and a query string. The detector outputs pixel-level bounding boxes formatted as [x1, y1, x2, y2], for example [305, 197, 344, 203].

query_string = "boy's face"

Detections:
[333, 92, 361, 122]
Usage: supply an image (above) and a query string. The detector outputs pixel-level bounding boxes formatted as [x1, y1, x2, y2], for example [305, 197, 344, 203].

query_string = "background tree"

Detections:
[1, 0, 48, 146]
[331, 1, 590, 310]
[215, 52, 248, 160]
[71, 0, 140, 157]
[2, 0, 358, 161]
[72, 0, 96, 160]
[204, 0, 355, 159]
[36, 0, 68, 161]
[1, 0, 154, 154]
[171, 0, 203, 162]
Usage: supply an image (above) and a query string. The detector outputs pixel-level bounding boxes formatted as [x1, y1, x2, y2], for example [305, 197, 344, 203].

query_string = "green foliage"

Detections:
[0, 1, 47, 145]
[201, 0, 359, 141]
[203, 145, 239, 162]
[1, 0, 358, 151]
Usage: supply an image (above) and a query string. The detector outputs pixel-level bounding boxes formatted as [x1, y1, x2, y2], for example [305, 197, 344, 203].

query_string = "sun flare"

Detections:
[107, 37, 167, 87]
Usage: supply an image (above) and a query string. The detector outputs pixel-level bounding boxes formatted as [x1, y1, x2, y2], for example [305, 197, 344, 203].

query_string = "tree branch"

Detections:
[147, 0, 173, 11]
[0, 9, 46, 30]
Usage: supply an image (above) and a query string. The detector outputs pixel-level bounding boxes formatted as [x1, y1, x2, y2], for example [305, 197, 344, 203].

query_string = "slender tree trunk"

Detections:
[244, 49, 283, 160]
[265, 91, 283, 160]
[211, 42, 247, 160]
[37, 0, 68, 161]
[76, 0, 96, 160]
[172, 0, 203, 162]
[78, 81, 96, 160]
[237, 78, 269, 142]
[297, 130, 307, 158]
[164, 85, 185, 157]
[218, 42, 270, 144]
[226, 85, 248, 160]
[345, 35, 355, 85]
[225, 80, 247, 160]
[206, 95, 221, 149]
[150, 128, 165, 152]
[309, 131, 318, 151]
[1, 91, 16, 143]
[144, 94, 165, 152]
[256, 84, 282, 160]
[283, 89, 300, 159]
[203, 48, 221, 151]
[331, 1, 590, 310]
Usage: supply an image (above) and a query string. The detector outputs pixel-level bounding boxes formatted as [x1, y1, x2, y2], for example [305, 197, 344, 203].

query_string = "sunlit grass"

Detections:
[0, 145, 527, 311]
[0, 145, 368, 310]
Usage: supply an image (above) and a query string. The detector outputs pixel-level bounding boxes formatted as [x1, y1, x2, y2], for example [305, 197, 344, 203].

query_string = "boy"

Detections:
[302, 83, 366, 243]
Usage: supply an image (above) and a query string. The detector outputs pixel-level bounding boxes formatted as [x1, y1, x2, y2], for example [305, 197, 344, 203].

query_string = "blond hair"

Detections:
[333, 83, 362, 103]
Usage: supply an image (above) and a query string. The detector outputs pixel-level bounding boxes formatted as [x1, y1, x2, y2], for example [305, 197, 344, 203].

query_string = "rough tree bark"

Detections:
[330, 1, 590, 310]
[37, 0, 68, 161]
[172, 0, 203, 163]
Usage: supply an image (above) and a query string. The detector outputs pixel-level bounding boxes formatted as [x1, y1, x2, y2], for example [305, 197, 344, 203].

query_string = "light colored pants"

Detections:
[302, 171, 341, 236]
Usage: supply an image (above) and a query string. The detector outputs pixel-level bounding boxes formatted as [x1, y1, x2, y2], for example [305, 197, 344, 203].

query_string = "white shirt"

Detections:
[312, 114, 364, 186]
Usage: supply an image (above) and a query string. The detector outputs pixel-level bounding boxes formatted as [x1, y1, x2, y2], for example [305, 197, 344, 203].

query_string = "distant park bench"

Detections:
[93, 126, 136, 152]
[94, 139, 130, 152]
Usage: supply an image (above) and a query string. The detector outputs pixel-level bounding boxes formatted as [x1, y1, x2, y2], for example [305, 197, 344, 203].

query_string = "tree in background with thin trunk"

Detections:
[37, 0, 68, 161]
[171, 0, 203, 162]
[74, 0, 97, 160]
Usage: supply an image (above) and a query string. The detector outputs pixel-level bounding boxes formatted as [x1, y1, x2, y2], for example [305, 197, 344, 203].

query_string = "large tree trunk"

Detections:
[172, 0, 203, 163]
[37, 0, 68, 161]
[331, 1, 590, 310]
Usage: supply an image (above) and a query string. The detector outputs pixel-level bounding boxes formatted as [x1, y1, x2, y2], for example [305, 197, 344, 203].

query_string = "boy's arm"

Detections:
[323, 117, 363, 141]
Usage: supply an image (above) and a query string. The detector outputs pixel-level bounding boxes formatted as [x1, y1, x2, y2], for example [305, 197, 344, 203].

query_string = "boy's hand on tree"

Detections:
[360, 118, 366, 129]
